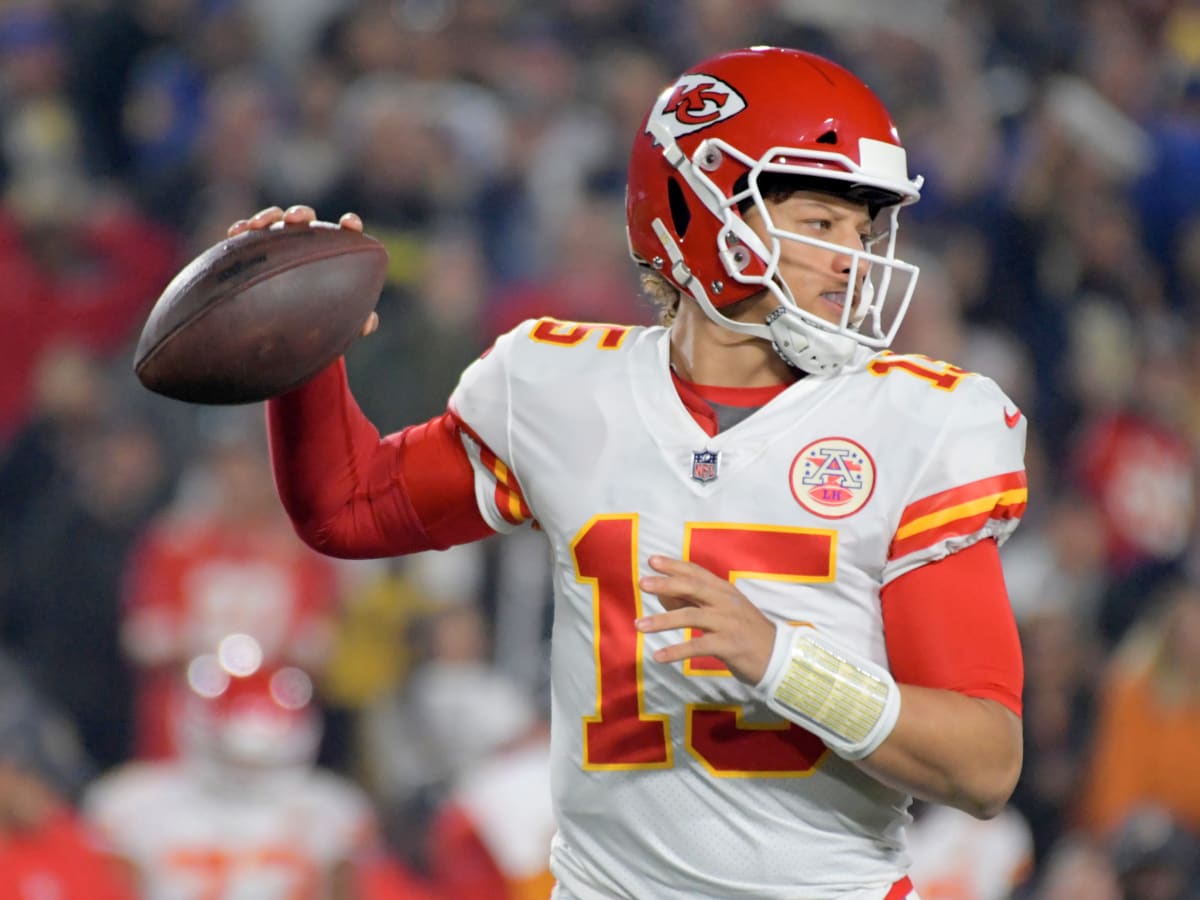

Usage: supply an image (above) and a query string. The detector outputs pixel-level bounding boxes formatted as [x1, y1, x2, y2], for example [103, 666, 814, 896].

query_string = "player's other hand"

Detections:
[226, 205, 378, 337]
[635, 556, 777, 685]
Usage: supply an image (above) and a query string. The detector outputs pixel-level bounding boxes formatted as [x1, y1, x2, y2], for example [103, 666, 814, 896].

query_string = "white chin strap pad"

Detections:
[765, 308, 857, 375]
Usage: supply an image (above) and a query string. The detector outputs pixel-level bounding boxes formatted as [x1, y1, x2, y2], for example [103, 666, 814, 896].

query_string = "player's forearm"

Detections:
[266, 359, 433, 558]
[855, 686, 1023, 819]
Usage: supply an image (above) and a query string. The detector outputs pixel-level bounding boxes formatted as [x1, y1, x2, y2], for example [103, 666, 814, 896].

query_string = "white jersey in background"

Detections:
[83, 761, 375, 900]
[448, 319, 1026, 900]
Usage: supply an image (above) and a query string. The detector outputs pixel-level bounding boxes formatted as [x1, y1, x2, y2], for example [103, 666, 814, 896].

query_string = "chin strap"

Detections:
[764, 307, 857, 375]
[757, 625, 901, 761]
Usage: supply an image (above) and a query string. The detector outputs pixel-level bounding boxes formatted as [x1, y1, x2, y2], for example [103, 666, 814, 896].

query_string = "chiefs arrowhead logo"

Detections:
[1003, 406, 1022, 428]
[648, 74, 746, 141]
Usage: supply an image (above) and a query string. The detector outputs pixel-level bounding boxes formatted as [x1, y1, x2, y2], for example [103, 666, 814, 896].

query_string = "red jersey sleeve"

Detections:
[881, 539, 1024, 716]
[266, 359, 494, 559]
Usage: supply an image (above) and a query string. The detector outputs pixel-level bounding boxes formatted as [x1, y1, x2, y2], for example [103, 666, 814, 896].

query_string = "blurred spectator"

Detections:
[317, 557, 437, 776]
[1030, 834, 1122, 900]
[1109, 806, 1200, 900]
[1009, 606, 1102, 867]
[1002, 489, 1109, 627]
[0, 760, 137, 900]
[1077, 578, 1200, 835]
[140, 65, 282, 243]
[0, 3, 179, 443]
[261, 57, 349, 203]
[346, 226, 492, 433]
[361, 597, 539, 866]
[83, 656, 401, 899]
[0, 344, 115, 607]
[484, 191, 652, 339]
[2, 402, 172, 769]
[0, 649, 93, 801]
[121, 412, 342, 760]
[0, 649, 134, 899]
[1072, 324, 1197, 644]
[0, 183, 178, 449]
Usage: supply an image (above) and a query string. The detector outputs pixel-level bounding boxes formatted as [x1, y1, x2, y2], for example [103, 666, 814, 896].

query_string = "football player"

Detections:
[238, 46, 1026, 900]
[84, 652, 385, 899]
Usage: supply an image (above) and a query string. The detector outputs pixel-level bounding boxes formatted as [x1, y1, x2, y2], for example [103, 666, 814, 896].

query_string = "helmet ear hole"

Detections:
[667, 176, 691, 238]
[816, 129, 838, 145]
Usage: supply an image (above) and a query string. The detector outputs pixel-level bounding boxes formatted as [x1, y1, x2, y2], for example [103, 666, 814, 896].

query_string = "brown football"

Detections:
[133, 222, 388, 404]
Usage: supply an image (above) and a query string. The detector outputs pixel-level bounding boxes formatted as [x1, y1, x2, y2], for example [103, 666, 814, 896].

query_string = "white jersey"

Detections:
[448, 319, 1027, 900]
[83, 761, 375, 900]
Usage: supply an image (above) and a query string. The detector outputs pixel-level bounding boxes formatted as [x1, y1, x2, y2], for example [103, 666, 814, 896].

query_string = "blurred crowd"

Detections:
[0, 0, 1197, 897]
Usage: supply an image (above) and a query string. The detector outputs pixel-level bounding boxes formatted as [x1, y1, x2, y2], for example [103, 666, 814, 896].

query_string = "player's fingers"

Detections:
[227, 219, 250, 236]
[639, 575, 699, 609]
[634, 608, 705, 634]
[649, 641, 688, 665]
[338, 212, 364, 232]
[360, 311, 379, 337]
[646, 555, 702, 577]
[641, 562, 734, 609]
[649, 634, 717, 665]
[646, 556, 732, 592]
[247, 205, 285, 229]
[282, 204, 317, 224]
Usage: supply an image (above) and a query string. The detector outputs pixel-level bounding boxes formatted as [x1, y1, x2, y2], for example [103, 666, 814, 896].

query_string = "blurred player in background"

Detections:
[905, 800, 1034, 899]
[424, 666, 555, 900]
[83, 649, 389, 899]
[121, 419, 341, 760]
[242, 46, 1026, 899]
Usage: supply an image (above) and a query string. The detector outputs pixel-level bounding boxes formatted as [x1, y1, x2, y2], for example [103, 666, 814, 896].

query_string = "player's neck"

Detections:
[669, 299, 797, 388]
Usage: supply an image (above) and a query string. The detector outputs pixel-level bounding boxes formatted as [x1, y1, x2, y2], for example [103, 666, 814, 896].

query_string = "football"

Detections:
[133, 222, 388, 404]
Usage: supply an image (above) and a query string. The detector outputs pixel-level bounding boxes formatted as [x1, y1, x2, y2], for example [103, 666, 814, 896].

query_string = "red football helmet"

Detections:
[626, 46, 924, 374]
[180, 653, 322, 773]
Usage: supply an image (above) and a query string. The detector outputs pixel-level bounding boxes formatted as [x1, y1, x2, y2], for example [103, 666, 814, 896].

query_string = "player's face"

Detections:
[742, 191, 875, 325]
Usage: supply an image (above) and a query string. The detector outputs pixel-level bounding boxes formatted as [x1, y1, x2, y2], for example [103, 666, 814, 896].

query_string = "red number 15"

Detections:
[571, 515, 835, 778]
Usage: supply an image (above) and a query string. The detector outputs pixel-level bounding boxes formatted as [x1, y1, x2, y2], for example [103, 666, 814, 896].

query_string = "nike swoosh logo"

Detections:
[1004, 407, 1022, 428]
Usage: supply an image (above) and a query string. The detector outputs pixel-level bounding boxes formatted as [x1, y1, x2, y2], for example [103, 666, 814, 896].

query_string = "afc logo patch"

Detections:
[789, 437, 876, 518]
[691, 449, 720, 484]
[648, 73, 747, 140]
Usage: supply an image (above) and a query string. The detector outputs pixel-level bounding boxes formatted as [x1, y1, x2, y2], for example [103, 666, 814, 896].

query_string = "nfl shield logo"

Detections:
[691, 449, 719, 483]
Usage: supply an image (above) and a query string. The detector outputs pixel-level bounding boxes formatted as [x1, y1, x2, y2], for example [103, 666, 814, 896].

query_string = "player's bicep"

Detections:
[881, 539, 1023, 716]
[388, 411, 499, 548]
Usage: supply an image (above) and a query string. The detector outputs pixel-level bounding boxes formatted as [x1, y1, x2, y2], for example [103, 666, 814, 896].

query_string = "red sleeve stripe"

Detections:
[448, 411, 533, 527]
[889, 471, 1027, 560]
[477, 443, 533, 525]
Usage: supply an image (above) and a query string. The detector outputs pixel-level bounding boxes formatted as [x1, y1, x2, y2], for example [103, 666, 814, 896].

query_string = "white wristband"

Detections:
[757, 626, 900, 761]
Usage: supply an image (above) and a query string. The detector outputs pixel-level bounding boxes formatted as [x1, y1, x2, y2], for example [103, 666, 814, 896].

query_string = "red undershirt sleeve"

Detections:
[266, 358, 494, 559]
[880, 539, 1024, 717]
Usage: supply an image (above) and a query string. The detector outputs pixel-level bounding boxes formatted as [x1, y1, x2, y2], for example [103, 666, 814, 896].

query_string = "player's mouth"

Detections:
[818, 291, 849, 315]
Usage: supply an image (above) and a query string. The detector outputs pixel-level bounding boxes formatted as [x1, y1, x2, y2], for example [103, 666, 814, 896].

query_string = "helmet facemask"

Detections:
[663, 131, 921, 374]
